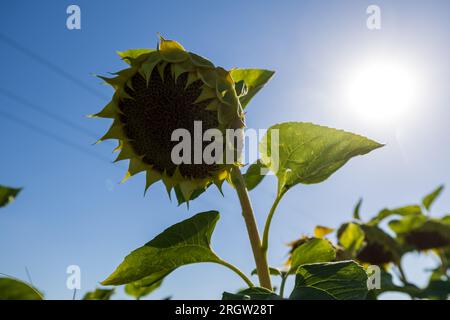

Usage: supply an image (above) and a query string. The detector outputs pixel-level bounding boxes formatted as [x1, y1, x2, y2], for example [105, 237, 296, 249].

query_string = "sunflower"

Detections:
[356, 224, 401, 265]
[389, 215, 450, 251]
[337, 223, 401, 266]
[92, 36, 245, 201]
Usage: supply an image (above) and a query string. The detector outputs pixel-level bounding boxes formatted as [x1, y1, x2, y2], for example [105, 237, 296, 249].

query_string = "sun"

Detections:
[346, 59, 420, 122]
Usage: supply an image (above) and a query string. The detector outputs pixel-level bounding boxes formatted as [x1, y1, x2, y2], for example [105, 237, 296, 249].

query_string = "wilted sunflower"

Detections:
[337, 223, 401, 266]
[357, 224, 401, 265]
[92, 36, 246, 201]
[389, 215, 450, 251]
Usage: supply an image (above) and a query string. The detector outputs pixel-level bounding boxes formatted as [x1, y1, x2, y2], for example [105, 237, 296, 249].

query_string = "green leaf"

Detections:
[419, 280, 450, 300]
[102, 211, 222, 286]
[234, 80, 248, 97]
[82, 288, 115, 300]
[289, 238, 336, 272]
[371, 270, 420, 297]
[389, 214, 427, 234]
[338, 223, 365, 255]
[124, 280, 162, 300]
[0, 278, 43, 300]
[243, 160, 267, 191]
[260, 122, 383, 194]
[222, 292, 250, 300]
[222, 287, 281, 300]
[251, 267, 282, 277]
[230, 69, 275, 109]
[368, 205, 422, 226]
[423, 185, 444, 211]
[289, 261, 368, 300]
[0, 185, 22, 208]
[353, 198, 363, 220]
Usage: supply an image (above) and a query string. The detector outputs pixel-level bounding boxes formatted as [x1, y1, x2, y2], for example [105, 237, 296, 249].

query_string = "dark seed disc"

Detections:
[118, 64, 223, 179]
[404, 231, 450, 250]
[356, 242, 395, 265]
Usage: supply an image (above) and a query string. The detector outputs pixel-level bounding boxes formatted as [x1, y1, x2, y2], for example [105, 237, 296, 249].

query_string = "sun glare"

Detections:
[346, 59, 420, 122]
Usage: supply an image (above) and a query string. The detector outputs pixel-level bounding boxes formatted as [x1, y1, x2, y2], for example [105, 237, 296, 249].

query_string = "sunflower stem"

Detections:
[438, 249, 450, 281]
[231, 168, 272, 290]
[398, 263, 409, 285]
[261, 191, 285, 254]
[279, 272, 288, 298]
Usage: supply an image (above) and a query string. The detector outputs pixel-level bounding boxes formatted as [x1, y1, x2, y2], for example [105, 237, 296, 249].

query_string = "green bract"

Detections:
[92, 37, 273, 202]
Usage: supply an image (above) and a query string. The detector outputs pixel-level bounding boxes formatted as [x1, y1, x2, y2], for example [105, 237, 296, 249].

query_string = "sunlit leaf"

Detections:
[124, 280, 162, 300]
[0, 185, 22, 208]
[260, 122, 383, 194]
[0, 278, 43, 300]
[82, 288, 115, 300]
[289, 238, 336, 272]
[243, 160, 267, 191]
[337, 223, 365, 255]
[102, 211, 222, 286]
[368, 205, 423, 225]
[230, 69, 275, 109]
[289, 261, 368, 300]
[423, 185, 444, 211]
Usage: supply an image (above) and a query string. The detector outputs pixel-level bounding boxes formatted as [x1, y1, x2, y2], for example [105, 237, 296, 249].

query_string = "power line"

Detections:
[0, 87, 100, 142]
[0, 32, 109, 101]
[0, 108, 115, 164]
[0, 108, 221, 208]
[24, 266, 33, 286]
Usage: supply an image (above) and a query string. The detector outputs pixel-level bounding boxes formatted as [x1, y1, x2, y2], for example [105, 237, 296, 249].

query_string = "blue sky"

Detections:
[0, 0, 449, 299]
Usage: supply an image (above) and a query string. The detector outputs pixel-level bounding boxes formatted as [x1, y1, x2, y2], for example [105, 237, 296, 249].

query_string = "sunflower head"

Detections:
[337, 223, 401, 266]
[388, 215, 450, 252]
[92, 36, 246, 202]
[392, 217, 450, 251]
[357, 224, 401, 265]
